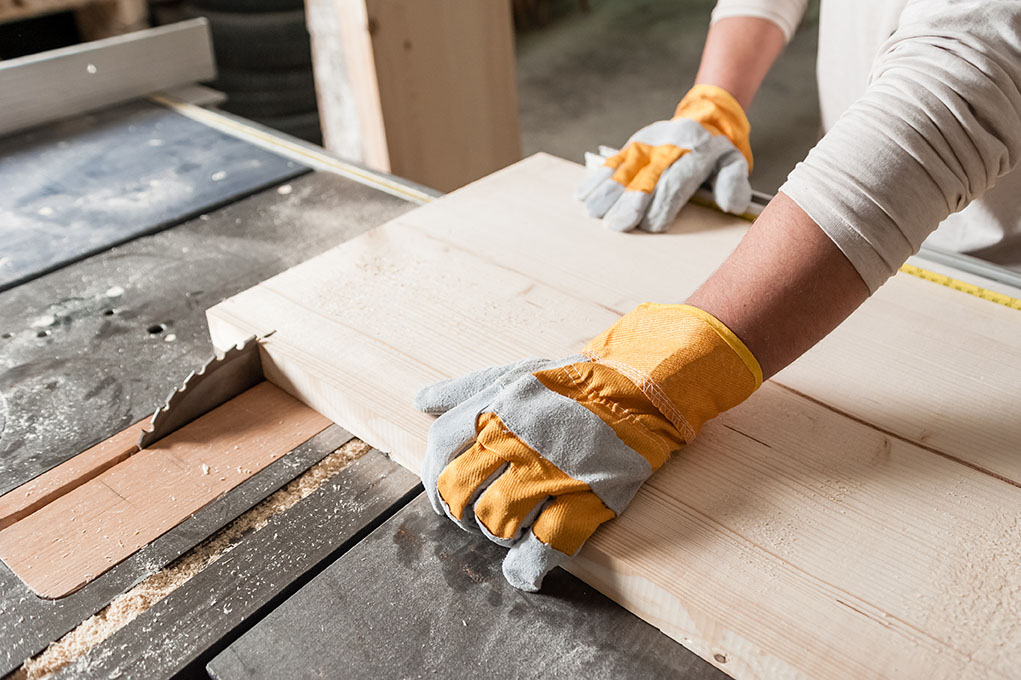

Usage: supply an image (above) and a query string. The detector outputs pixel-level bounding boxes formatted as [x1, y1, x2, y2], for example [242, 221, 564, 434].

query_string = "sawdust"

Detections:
[922, 510, 1021, 676]
[11, 437, 371, 680]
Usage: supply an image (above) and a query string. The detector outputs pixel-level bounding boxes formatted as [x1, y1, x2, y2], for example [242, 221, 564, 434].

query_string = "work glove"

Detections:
[576, 84, 753, 232]
[414, 303, 762, 591]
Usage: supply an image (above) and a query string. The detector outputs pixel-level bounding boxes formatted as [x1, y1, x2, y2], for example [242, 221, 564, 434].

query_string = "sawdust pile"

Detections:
[13, 438, 371, 680]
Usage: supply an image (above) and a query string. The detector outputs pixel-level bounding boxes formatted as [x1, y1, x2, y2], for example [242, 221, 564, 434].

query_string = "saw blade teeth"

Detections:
[138, 336, 261, 449]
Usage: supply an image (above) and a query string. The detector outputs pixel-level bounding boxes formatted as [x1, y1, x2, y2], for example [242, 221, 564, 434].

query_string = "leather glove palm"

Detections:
[576, 84, 754, 232]
[414, 304, 762, 591]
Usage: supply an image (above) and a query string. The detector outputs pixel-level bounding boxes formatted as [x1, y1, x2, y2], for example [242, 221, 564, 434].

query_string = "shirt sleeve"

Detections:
[710, 0, 808, 43]
[780, 0, 1021, 292]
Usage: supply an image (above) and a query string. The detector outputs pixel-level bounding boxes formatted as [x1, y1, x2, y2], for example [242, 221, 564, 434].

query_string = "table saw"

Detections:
[5, 21, 1021, 680]
[0, 22, 737, 680]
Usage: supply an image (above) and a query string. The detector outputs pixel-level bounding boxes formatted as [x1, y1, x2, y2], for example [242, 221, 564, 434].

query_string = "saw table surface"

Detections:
[0, 104, 728, 679]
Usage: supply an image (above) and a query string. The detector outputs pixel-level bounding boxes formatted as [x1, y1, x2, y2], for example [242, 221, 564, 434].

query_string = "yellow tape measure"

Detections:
[899, 263, 1021, 312]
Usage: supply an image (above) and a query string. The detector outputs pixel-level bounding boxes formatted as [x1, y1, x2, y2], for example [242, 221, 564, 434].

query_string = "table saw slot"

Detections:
[0, 381, 331, 598]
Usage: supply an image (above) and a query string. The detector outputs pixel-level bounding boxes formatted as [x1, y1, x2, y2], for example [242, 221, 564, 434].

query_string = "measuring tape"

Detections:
[898, 263, 1021, 312]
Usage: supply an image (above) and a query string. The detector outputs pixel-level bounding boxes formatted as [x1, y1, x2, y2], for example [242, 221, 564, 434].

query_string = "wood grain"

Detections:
[0, 382, 330, 598]
[206, 153, 1021, 679]
[306, 0, 521, 191]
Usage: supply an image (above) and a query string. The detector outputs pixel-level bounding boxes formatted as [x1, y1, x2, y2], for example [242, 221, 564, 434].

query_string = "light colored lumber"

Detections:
[0, 382, 330, 598]
[306, 0, 521, 192]
[0, 20, 214, 139]
[206, 153, 1021, 679]
[0, 420, 146, 532]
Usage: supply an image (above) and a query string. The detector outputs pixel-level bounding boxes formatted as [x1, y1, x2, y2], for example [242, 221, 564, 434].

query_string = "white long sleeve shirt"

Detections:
[712, 0, 1021, 291]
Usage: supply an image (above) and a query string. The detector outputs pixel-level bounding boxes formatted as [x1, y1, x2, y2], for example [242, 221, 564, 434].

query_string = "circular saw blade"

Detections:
[138, 335, 265, 449]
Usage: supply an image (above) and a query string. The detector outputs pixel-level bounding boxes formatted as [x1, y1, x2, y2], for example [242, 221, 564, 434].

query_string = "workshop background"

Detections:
[0, 0, 820, 192]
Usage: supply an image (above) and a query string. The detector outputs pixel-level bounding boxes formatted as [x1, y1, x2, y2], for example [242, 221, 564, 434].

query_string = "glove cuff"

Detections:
[583, 303, 762, 443]
[674, 84, 754, 170]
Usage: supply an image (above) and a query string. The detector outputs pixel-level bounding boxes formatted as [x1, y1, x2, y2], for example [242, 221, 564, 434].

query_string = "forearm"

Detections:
[694, 16, 787, 110]
[686, 192, 870, 379]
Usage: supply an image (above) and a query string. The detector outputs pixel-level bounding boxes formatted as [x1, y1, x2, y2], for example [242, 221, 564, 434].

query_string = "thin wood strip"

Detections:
[0, 382, 330, 598]
[0, 421, 145, 532]
[205, 154, 1021, 679]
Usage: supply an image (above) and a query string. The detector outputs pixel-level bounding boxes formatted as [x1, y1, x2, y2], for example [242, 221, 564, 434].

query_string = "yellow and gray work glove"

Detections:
[414, 303, 762, 591]
[576, 84, 754, 232]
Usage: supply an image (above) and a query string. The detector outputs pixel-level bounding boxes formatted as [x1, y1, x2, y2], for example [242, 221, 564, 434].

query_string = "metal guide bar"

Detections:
[149, 94, 440, 205]
[0, 20, 215, 138]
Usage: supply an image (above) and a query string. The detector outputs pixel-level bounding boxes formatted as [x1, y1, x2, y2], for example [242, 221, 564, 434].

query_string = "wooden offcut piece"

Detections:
[306, 0, 521, 191]
[0, 382, 330, 598]
[207, 154, 1021, 679]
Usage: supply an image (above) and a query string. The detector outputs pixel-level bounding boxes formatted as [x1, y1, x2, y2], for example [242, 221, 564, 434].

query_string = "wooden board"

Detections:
[206, 153, 1021, 679]
[306, 0, 521, 191]
[0, 382, 330, 598]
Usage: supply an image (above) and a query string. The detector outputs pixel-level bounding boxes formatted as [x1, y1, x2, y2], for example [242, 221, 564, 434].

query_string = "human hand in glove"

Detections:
[576, 84, 754, 232]
[413, 303, 762, 592]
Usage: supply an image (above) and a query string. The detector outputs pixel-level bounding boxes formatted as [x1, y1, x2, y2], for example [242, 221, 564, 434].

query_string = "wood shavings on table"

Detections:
[13, 438, 371, 680]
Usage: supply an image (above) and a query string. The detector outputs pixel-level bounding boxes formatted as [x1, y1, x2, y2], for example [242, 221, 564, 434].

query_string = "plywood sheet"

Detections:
[206, 153, 1021, 679]
[0, 382, 330, 598]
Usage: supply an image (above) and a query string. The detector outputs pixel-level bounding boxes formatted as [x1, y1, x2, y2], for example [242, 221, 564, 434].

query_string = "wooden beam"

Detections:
[206, 153, 1021, 679]
[306, 0, 522, 192]
[0, 20, 214, 138]
[0, 382, 330, 598]
[74, 0, 147, 41]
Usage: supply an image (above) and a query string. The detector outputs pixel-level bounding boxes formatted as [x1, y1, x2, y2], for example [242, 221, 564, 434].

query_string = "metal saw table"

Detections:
[0, 32, 731, 680]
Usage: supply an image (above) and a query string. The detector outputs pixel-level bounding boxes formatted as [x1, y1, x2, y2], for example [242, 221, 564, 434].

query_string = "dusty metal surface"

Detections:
[0, 171, 412, 497]
[0, 170, 413, 675]
[208, 496, 731, 680]
[0, 99, 308, 292]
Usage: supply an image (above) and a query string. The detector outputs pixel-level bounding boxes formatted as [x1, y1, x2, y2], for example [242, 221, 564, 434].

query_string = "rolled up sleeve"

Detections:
[711, 0, 809, 43]
[780, 0, 1021, 292]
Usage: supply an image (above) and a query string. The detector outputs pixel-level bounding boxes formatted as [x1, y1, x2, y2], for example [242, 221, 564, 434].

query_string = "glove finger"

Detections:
[639, 149, 714, 233]
[421, 384, 503, 516]
[585, 138, 663, 219]
[435, 438, 508, 532]
[602, 143, 689, 231]
[472, 456, 587, 546]
[602, 189, 652, 232]
[575, 164, 614, 201]
[414, 358, 547, 415]
[502, 491, 615, 592]
[711, 148, 752, 215]
[583, 177, 627, 219]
